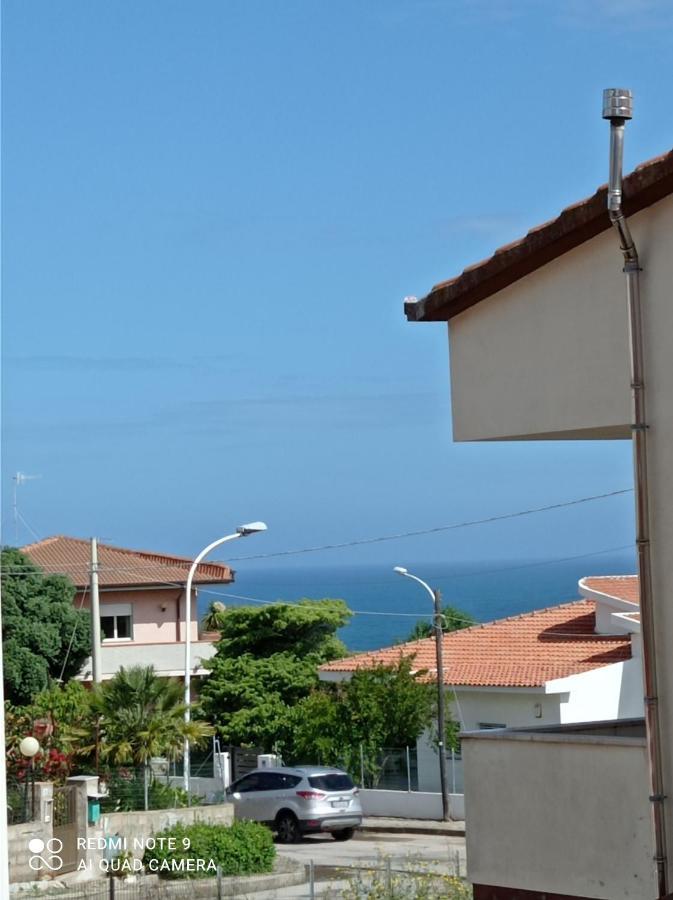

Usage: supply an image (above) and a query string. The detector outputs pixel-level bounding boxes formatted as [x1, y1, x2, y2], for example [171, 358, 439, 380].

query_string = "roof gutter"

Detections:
[603, 87, 668, 898]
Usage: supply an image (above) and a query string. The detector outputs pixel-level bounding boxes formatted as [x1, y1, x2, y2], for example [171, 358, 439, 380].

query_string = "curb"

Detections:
[359, 821, 466, 838]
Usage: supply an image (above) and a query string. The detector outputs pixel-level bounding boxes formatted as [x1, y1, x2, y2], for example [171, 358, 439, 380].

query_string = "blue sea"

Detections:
[197, 550, 636, 652]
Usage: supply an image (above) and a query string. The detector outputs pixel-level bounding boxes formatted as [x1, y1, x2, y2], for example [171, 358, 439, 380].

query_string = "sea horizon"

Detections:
[197, 550, 637, 652]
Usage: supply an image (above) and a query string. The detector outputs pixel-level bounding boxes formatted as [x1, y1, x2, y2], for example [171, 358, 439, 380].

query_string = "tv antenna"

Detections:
[12, 472, 41, 544]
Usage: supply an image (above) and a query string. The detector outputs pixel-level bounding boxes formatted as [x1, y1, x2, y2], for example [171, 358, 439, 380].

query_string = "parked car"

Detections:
[226, 765, 363, 842]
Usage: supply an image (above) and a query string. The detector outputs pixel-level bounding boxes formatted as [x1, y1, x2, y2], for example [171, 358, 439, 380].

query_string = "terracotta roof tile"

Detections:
[406, 149, 673, 323]
[320, 599, 631, 688]
[21, 535, 234, 589]
[581, 575, 639, 605]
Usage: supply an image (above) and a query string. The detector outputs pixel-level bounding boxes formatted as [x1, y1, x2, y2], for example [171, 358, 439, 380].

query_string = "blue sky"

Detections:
[2, 0, 671, 570]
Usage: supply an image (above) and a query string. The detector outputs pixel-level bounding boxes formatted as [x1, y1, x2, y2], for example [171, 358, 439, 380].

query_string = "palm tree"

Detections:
[201, 601, 227, 634]
[85, 666, 213, 809]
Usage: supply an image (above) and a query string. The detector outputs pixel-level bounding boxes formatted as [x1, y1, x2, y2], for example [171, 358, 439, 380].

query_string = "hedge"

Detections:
[142, 820, 276, 879]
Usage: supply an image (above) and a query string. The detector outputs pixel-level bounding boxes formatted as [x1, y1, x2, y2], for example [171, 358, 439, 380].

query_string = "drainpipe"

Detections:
[603, 87, 668, 898]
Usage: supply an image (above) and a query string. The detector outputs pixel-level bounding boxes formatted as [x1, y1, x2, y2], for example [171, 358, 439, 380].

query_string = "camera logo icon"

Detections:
[28, 838, 63, 872]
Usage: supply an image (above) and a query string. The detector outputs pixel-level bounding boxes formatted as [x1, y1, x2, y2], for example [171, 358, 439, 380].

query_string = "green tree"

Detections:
[212, 599, 350, 660]
[1, 548, 91, 704]
[403, 604, 475, 643]
[83, 666, 213, 809]
[289, 659, 444, 784]
[200, 600, 351, 752]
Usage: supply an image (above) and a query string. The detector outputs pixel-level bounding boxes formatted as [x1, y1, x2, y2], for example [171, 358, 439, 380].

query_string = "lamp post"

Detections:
[183, 522, 267, 794]
[393, 567, 450, 822]
[19, 736, 41, 822]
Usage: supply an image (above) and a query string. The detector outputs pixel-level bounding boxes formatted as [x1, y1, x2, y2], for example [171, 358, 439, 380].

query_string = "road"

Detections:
[276, 829, 466, 878]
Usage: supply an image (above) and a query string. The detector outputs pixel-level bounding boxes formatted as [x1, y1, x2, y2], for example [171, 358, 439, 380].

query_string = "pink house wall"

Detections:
[76, 586, 200, 644]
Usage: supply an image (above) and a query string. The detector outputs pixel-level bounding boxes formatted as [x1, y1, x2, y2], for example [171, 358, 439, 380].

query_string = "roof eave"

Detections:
[406, 149, 673, 323]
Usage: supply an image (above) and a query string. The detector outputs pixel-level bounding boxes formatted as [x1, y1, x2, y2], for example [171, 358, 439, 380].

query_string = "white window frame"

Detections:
[100, 602, 134, 642]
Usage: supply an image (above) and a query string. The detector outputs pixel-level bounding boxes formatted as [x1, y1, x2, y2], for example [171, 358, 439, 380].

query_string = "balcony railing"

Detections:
[78, 639, 217, 680]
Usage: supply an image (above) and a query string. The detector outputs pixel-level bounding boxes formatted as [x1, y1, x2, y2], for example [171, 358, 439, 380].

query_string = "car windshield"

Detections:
[308, 773, 354, 791]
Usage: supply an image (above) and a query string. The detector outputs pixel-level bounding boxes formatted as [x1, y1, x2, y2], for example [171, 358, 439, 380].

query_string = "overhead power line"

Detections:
[225, 488, 634, 562]
[1, 487, 634, 574]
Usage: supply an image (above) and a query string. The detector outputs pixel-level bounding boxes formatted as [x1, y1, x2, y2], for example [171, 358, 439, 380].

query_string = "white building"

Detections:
[404, 142, 673, 898]
[320, 575, 643, 793]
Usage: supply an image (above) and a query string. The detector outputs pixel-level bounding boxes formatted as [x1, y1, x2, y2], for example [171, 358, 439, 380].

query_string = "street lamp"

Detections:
[393, 566, 450, 822]
[19, 736, 41, 821]
[183, 522, 267, 794]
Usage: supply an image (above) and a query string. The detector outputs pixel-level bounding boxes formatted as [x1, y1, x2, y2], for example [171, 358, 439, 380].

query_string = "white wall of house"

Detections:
[445, 189, 673, 884]
[418, 659, 641, 794]
[547, 657, 644, 724]
[462, 728, 655, 898]
[418, 689, 562, 793]
[447, 195, 672, 443]
[78, 639, 216, 680]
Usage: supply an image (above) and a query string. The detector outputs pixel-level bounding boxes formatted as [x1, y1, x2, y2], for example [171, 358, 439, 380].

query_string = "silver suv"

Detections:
[226, 766, 363, 843]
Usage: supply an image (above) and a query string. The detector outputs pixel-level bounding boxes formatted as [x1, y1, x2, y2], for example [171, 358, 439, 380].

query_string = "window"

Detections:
[261, 773, 301, 790]
[478, 723, 506, 730]
[308, 773, 354, 791]
[233, 773, 264, 793]
[100, 603, 133, 641]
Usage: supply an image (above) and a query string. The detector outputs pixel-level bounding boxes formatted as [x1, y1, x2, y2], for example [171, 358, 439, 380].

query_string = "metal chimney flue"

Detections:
[602, 86, 669, 897]
[602, 87, 633, 121]
[602, 88, 637, 251]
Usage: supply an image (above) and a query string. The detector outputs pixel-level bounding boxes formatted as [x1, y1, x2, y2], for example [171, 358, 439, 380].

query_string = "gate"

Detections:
[52, 785, 78, 874]
[229, 746, 263, 780]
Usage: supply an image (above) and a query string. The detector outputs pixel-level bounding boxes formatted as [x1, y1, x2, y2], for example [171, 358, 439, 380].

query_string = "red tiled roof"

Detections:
[581, 575, 639, 605]
[406, 149, 673, 323]
[21, 535, 234, 589]
[319, 599, 631, 688]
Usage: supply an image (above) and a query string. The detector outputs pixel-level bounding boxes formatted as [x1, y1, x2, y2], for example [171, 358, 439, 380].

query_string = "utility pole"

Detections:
[90, 538, 102, 684]
[433, 589, 451, 822]
[0, 621, 11, 896]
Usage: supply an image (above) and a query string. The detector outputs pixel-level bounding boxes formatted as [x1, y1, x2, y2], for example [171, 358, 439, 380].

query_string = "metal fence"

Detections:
[6, 774, 35, 824]
[354, 746, 463, 794]
[358, 747, 419, 791]
[12, 855, 471, 899]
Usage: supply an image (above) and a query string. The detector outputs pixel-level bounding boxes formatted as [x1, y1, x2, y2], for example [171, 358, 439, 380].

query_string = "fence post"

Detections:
[308, 858, 315, 900]
[451, 748, 456, 795]
[217, 863, 223, 900]
[405, 746, 411, 792]
[109, 876, 116, 900]
[360, 744, 365, 788]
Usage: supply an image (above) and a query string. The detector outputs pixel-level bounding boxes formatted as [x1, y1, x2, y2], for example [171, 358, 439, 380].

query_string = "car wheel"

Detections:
[332, 828, 355, 841]
[275, 811, 301, 844]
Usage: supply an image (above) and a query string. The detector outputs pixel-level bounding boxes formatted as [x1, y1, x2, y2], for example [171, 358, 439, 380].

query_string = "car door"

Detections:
[255, 772, 302, 823]
[229, 772, 265, 820]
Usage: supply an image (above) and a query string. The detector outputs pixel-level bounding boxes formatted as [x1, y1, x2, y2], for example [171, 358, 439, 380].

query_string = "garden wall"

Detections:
[101, 802, 235, 862]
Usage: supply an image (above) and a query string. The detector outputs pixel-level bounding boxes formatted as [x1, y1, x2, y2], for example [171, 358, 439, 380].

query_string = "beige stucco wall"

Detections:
[448, 195, 673, 442]
[463, 731, 656, 898]
[446, 190, 673, 888]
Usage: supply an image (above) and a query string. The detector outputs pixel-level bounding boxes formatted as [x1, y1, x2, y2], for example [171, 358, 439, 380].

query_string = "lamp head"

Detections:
[237, 521, 268, 536]
[19, 736, 40, 758]
[393, 566, 408, 576]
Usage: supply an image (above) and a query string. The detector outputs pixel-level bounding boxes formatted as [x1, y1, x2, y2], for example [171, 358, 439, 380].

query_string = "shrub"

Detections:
[142, 820, 276, 879]
[101, 770, 202, 812]
[148, 780, 201, 810]
[336, 855, 472, 900]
